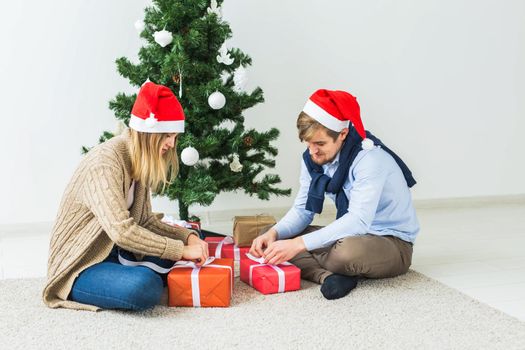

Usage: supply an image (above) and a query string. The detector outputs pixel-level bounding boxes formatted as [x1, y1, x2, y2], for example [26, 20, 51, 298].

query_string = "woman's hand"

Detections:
[186, 233, 209, 262]
[182, 244, 207, 266]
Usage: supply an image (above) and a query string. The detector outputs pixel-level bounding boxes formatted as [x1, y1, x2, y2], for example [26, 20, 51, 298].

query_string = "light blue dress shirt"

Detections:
[274, 146, 420, 251]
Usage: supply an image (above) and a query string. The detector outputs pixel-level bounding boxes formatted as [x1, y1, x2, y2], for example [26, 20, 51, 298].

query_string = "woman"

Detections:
[43, 82, 208, 311]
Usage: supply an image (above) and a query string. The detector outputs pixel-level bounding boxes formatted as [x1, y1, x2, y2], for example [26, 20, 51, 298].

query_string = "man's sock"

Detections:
[320, 274, 359, 300]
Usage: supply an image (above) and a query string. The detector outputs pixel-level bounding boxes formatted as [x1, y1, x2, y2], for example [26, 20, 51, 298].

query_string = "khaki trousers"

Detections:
[289, 226, 413, 284]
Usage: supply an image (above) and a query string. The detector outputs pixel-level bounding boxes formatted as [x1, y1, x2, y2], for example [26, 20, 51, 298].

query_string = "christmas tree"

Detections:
[88, 0, 290, 220]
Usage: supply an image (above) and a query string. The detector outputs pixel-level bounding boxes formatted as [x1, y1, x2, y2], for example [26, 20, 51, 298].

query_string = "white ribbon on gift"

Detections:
[245, 253, 292, 293]
[118, 251, 176, 274]
[161, 215, 197, 229]
[214, 235, 240, 260]
[118, 253, 232, 307]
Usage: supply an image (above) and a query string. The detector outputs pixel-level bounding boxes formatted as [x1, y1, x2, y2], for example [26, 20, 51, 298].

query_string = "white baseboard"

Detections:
[1, 194, 524, 238]
[413, 194, 525, 209]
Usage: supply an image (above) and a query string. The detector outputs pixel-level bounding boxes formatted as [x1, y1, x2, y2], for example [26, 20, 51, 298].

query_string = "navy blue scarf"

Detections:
[303, 128, 416, 219]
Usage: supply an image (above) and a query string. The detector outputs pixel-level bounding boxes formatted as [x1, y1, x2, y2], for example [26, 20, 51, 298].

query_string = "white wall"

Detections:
[1, 0, 524, 225]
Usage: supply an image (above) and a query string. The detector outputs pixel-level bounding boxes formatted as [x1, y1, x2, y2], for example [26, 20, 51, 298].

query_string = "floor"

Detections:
[1, 202, 524, 321]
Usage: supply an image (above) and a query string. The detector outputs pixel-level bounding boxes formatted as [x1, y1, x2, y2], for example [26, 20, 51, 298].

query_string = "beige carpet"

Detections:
[1, 271, 524, 349]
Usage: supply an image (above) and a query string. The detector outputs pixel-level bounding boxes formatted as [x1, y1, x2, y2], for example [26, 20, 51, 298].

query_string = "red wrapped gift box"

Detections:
[206, 236, 250, 261]
[240, 254, 301, 295]
[167, 257, 234, 307]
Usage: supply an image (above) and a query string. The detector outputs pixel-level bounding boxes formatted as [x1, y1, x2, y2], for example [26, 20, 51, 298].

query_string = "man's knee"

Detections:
[323, 237, 369, 275]
[324, 235, 413, 278]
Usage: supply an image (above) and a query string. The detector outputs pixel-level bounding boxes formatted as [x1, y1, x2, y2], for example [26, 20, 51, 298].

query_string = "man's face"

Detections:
[305, 128, 348, 165]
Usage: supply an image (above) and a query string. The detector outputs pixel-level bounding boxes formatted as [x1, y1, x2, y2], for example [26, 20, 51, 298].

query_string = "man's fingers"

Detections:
[254, 239, 265, 257]
[263, 246, 277, 264]
[262, 243, 273, 257]
[267, 254, 283, 265]
[249, 240, 258, 257]
[248, 240, 258, 258]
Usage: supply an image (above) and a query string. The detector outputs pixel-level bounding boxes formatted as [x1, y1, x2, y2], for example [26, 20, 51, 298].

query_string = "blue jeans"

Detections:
[69, 247, 173, 311]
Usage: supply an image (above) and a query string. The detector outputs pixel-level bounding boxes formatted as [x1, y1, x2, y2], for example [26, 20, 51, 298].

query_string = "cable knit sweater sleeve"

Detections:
[142, 188, 196, 244]
[82, 161, 185, 261]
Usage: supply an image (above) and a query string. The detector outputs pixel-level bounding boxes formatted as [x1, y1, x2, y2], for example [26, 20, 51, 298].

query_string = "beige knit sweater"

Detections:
[42, 130, 193, 311]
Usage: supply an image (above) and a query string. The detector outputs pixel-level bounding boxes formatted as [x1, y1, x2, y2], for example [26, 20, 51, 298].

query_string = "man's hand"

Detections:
[263, 237, 306, 265]
[249, 228, 278, 258]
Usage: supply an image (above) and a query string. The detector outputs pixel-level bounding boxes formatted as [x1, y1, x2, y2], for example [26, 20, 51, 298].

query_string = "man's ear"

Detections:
[340, 128, 349, 141]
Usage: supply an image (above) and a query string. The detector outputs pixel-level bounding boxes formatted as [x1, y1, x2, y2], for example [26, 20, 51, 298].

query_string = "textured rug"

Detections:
[1, 271, 524, 350]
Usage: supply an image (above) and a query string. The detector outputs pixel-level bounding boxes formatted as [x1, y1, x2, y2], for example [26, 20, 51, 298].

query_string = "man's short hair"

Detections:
[296, 112, 341, 142]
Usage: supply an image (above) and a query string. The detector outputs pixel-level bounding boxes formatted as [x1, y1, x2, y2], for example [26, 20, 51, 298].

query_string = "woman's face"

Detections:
[160, 133, 177, 156]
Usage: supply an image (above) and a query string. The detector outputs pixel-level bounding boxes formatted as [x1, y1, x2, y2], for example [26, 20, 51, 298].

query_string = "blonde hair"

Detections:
[296, 112, 340, 142]
[129, 129, 179, 194]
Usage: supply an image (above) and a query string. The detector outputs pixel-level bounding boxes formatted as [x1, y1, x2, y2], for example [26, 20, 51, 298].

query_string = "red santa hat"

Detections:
[302, 89, 374, 149]
[129, 82, 185, 133]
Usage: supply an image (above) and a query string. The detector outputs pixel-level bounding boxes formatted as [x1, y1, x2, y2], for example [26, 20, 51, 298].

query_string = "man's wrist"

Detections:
[293, 236, 307, 253]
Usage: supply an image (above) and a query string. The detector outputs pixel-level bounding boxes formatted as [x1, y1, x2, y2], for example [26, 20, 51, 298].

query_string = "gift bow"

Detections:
[214, 236, 240, 260]
[245, 253, 292, 293]
[118, 254, 232, 307]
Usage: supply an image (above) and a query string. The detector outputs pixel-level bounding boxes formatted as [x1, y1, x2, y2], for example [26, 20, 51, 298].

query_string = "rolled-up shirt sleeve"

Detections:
[274, 160, 315, 239]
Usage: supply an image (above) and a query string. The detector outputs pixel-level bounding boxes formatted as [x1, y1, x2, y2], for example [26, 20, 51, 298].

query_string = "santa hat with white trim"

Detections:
[129, 82, 185, 133]
[303, 89, 374, 149]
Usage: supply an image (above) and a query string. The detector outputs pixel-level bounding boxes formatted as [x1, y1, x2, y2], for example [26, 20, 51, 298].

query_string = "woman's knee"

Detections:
[71, 264, 164, 311]
[123, 268, 164, 310]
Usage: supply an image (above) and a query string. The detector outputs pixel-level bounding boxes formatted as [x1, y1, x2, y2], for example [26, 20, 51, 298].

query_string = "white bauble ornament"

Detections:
[208, 91, 226, 109]
[233, 67, 248, 92]
[229, 154, 243, 172]
[181, 147, 199, 166]
[134, 19, 145, 32]
[154, 29, 173, 47]
[361, 138, 374, 150]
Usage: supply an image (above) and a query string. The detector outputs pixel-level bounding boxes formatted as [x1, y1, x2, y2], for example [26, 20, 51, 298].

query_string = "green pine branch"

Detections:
[90, 0, 291, 219]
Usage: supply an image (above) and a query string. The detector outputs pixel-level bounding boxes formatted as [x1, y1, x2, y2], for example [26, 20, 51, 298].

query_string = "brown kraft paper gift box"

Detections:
[233, 215, 276, 247]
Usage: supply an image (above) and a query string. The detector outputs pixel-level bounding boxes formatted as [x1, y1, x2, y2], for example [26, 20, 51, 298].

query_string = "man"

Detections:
[249, 89, 419, 300]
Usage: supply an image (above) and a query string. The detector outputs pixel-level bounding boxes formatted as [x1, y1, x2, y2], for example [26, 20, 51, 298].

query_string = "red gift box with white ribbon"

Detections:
[240, 253, 301, 295]
[205, 236, 250, 261]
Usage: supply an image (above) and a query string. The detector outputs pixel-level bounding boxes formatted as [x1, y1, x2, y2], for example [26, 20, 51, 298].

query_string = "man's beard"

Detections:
[310, 154, 334, 166]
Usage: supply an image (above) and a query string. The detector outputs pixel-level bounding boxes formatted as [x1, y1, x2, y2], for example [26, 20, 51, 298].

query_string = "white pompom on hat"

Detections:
[129, 82, 185, 133]
[303, 89, 374, 150]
